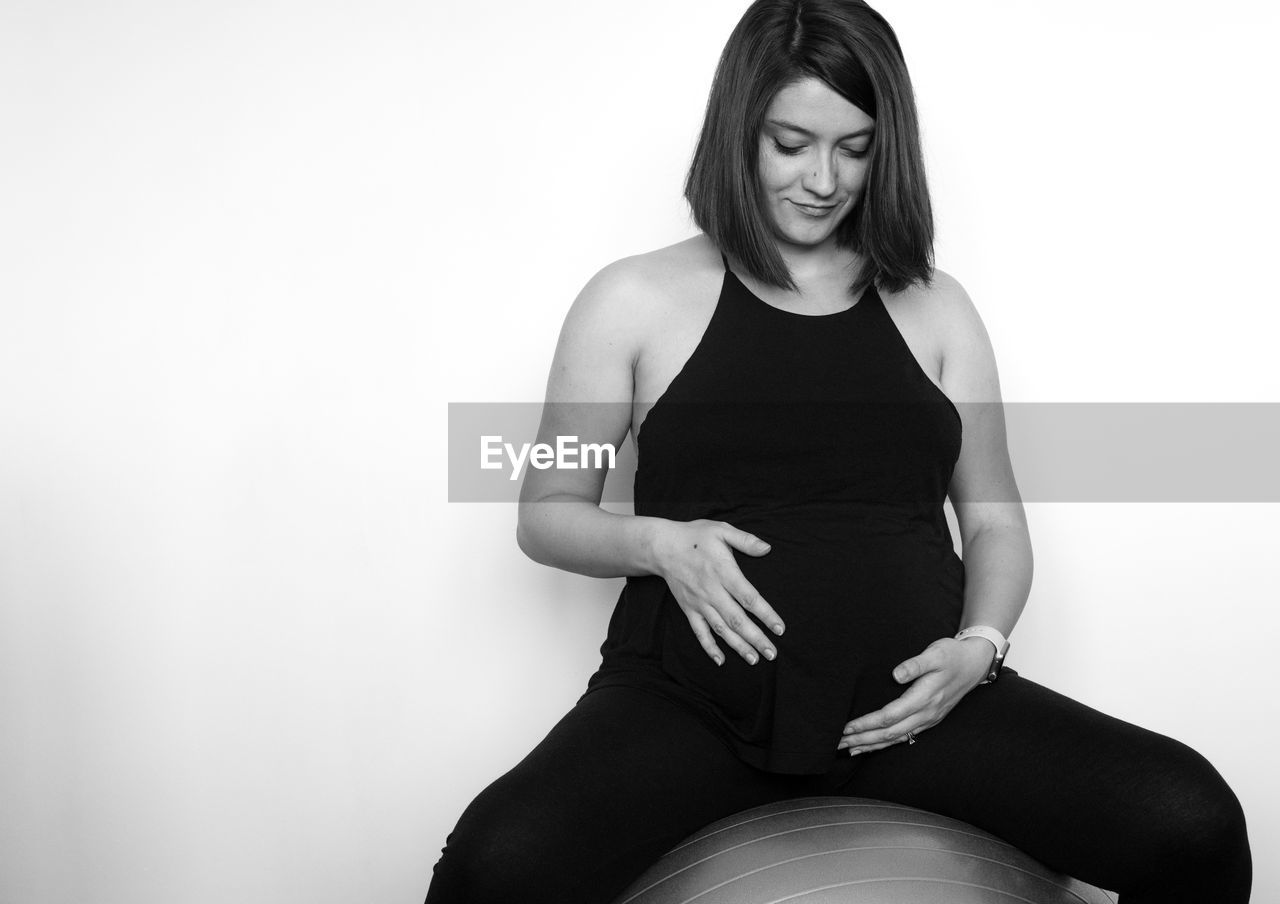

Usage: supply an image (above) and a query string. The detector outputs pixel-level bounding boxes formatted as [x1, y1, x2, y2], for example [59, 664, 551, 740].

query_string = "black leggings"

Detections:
[424, 674, 1251, 903]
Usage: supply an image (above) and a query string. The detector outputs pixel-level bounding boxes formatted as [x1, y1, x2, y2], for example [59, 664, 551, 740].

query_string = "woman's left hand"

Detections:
[837, 636, 995, 755]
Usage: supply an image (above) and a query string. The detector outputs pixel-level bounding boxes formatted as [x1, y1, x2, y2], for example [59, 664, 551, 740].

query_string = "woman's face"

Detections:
[756, 76, 875, 250]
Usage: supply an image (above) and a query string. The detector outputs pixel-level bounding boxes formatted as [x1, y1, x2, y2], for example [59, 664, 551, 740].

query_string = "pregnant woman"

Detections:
[425, 1, 1252, 901]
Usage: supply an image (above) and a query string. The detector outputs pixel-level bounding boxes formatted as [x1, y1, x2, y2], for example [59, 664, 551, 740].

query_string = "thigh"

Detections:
[425, 684, 813, 904]
[833, 671, 1248, 897]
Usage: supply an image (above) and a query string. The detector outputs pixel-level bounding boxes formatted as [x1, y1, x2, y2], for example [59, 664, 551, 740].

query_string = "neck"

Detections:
[773, 244, 864, 289]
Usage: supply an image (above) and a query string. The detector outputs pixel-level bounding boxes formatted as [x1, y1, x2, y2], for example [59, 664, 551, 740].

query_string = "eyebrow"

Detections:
[766, 119, 874, 140]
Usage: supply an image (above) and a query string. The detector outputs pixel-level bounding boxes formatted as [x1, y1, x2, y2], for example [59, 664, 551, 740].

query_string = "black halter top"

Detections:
[581, 250, 965, 774]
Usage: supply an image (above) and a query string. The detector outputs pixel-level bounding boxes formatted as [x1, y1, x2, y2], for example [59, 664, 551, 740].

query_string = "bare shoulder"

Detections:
[883, 268, 991, 350]
[556, 254, 652, 366]
[559, 236, 713, 359]
[881, 267, 976, 321]
[914, 270, 1004, 406]
[875, 267, 1000, 404]
[600, 235, 718, 317]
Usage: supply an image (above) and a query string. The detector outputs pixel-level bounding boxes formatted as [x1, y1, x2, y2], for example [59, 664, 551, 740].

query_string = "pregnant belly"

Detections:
[658, 530, 965, 740]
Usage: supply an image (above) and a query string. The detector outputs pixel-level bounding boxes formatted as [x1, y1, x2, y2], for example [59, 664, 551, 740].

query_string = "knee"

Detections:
[425, 795, 577, 904]
[1144, 744, 1249, 872]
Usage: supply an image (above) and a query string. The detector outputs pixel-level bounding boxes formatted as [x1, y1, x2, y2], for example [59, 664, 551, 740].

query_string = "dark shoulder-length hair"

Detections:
[684, 0, 933, 296]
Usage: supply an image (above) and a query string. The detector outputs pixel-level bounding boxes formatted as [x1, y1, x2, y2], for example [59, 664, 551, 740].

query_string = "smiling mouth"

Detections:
[790, 200, 838, 215]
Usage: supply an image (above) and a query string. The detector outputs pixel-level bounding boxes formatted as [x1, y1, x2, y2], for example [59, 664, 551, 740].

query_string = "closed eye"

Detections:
[771, 138, 868, 159]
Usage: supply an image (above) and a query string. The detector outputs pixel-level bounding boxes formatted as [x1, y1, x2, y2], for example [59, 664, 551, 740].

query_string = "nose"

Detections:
[801, 151, 837, 197]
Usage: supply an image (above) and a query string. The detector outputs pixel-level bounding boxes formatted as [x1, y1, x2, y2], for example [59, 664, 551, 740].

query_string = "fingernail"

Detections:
[763, 648, 775, 661]
[773, 623, 784, 635]
[849, 748, 863, 757]
[713, 655, 723, 666]
[747, 654, 758, 665]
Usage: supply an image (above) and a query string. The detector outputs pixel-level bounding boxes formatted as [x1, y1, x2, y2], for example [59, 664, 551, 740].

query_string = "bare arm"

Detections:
[514, 255, 786, 665]
[940, 273, 1033, 647]
[515, 258, 664, 578]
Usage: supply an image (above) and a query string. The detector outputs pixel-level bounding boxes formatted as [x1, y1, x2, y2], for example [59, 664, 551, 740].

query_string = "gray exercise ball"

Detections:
[612, 797, 1116, 904]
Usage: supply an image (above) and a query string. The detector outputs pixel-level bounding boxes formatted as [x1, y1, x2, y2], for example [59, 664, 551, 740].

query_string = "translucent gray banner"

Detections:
[448, 402, 1280, 503]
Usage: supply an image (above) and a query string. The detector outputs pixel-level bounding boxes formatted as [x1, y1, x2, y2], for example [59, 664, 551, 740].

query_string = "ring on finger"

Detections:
[905, 731, 917, 745]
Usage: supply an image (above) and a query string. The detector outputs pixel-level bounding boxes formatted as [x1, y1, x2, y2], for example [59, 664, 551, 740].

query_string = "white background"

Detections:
[2, 1, 1277, 902]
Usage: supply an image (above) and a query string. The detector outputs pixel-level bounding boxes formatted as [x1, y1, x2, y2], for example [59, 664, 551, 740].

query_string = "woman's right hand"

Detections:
[653, 519, 785, 666]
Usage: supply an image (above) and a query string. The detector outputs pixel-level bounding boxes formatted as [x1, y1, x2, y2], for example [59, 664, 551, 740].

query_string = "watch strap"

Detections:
[955, 625, 1008, 684]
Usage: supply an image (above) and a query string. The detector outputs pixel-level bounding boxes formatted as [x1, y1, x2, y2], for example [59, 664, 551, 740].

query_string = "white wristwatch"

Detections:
[955, 625, 1009, 684]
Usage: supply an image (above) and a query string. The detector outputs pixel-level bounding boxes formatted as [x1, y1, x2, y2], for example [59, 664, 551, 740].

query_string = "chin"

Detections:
[780, 221, 839, 244]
